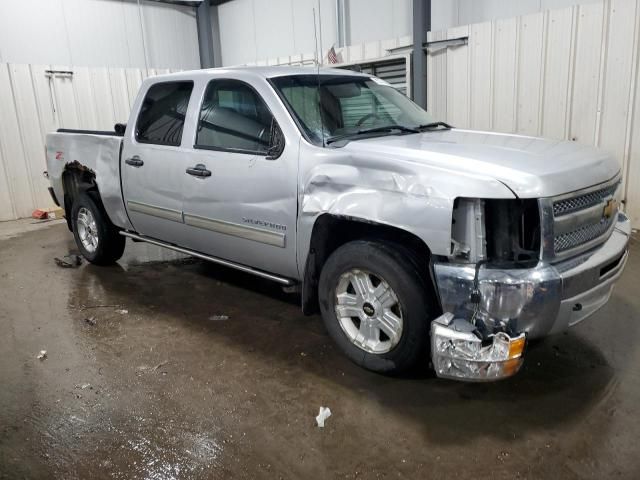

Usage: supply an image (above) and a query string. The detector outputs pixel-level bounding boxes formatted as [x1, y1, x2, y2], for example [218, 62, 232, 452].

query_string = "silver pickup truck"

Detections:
[45, 66, 630, 382]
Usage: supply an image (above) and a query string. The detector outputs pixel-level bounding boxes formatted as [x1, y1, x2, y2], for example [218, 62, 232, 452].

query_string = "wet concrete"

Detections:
[1, 222, 639, 479]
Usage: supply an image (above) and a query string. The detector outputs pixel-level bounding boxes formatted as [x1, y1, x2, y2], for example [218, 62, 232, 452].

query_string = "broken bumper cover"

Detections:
[431, 212, 631, 381]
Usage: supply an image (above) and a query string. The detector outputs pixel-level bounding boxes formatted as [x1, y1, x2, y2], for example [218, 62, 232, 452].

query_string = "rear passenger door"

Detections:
[179, 78, 299, 278]
[121, 81, 194, 245]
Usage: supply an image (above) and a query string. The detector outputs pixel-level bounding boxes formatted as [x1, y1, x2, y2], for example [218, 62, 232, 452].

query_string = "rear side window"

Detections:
[195, 79, 274, 154]
[136, 81, 193, 146]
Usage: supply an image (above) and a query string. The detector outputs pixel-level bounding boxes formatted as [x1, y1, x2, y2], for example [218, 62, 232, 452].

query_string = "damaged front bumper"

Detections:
[430, 212, 631, 381]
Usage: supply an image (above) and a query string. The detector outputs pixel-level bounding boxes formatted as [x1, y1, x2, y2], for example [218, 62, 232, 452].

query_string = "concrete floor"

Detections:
[1, 221, 639, 479]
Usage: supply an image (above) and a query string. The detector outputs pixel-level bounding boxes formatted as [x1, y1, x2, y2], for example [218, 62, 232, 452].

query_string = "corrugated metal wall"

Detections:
[427, 0, 640, 223]
[0, 64, 181, 221]
[0, 0, 200, 70]
[217, 0, 412, 66]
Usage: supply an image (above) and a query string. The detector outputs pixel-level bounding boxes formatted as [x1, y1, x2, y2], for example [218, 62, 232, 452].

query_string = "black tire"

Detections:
[71, 192, 125, 265]
[318, 240, 434, 374]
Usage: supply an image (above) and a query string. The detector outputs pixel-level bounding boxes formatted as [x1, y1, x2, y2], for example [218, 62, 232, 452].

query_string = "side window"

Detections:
[136, 81, 193, 146]
[196, 79, 275, 154]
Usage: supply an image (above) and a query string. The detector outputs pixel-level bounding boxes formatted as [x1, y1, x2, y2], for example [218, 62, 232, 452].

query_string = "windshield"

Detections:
[271, 74, 439, 146]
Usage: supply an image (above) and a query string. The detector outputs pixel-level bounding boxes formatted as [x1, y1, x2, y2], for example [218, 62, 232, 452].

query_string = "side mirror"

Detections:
[114, 123, 127, 136]
[265, 119, 285, 160]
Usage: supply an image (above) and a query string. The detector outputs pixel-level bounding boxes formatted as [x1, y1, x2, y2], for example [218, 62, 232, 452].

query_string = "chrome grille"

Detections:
[547, 177, 621, 259]
[554, 217, 615, 253]
[553, 182, 619, 217]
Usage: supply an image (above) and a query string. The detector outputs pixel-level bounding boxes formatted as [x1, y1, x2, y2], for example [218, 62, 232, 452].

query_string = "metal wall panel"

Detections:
[0, 0, 199, 70]
[624, 5, 640, 218]
[0, 64, 34, 220]
[446, 26, 471, 128]
[428, 0, 640, 224]
[540, 6, 575, 140]
[431, 0, 601, 31]
[427, 30, 448, 125]
[0, 64, 182, 221]
[218, 0, 411, 66]
[598, 0, 638, 171]
[569, 2, 605, 145]
[516, 12, 545, 135]
[469, 22, 493, 130]
[492, 18, 518, 133]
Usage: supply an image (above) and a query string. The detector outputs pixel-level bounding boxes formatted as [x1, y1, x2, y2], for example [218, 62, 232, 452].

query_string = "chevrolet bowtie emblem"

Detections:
[603, 198, 618, 219]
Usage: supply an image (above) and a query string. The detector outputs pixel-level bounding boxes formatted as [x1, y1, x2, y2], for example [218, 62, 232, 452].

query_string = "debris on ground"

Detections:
[76, 304, 121, 311]
[32, 207, 64, 220]
[54, 255, 82, 268]
[315, 406, 331, 428]
[497, 451, 510, 462]
[115, 309, 128, 315]
[32, 209, 48, 220]
[36, 350, 47, 360]
[136, 360, 169, 375]
[84, 317, 97, 326]
[209, 315, 229, 321]
[75, 383, 92, 390]
[151, 360, 168, 372]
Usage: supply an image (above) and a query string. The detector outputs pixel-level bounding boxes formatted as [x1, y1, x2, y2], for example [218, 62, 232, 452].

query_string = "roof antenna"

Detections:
[312, 7, 325, 147]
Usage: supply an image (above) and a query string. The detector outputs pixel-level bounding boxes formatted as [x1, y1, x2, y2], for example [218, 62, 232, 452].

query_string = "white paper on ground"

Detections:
[315, 406, 331, 428]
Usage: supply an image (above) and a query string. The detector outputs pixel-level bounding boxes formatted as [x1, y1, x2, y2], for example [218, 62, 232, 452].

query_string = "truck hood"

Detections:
[345, 129, 620, 198]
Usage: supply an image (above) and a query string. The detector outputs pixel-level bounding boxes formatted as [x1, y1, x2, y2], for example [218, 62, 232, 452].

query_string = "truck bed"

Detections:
[46, 131, 132, 231]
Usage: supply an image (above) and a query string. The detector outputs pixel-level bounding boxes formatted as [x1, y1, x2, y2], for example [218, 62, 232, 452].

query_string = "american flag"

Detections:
[328, 46, 339, 64]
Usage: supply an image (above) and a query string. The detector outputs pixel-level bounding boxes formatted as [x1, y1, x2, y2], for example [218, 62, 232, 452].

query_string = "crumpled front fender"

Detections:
[295, 141, 516, 272]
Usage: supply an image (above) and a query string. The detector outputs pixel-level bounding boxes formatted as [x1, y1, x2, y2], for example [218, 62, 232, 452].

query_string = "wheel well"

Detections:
[302, 214, 435, 314]
[61, 163, 98, 232]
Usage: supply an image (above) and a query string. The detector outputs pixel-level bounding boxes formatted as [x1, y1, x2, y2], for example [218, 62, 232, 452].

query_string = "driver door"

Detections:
[179, 78, 298, 278]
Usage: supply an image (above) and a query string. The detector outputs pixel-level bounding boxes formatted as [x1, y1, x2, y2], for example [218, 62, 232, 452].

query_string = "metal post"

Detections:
[196, 0, 215, 68]
[336, 0, 349, 47]
[210, 4, 223, 67]
[412, 0, 431, 109]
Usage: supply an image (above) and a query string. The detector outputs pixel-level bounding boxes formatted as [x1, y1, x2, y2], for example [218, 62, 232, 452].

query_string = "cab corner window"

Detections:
[196, 79, 275, 155]
[136, 81, 193, 146]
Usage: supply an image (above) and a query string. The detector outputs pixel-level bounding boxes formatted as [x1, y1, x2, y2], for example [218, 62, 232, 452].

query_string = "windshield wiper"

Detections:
[416, 121, 453, 131]
[326, 125, 419, 145]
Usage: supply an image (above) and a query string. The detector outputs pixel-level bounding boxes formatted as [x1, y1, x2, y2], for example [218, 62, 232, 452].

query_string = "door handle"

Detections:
[125, 156, 144, 167]
[186, 164, 212, 178]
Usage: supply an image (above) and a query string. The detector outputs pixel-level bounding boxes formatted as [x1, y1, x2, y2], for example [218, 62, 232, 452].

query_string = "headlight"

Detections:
[431, 313, 526, 381]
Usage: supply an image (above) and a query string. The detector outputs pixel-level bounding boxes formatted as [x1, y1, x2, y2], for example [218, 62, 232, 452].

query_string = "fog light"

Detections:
[431, 313, 526, 381]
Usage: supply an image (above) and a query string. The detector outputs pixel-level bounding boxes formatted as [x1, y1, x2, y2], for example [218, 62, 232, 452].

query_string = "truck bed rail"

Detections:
[57, 123, 126, 137]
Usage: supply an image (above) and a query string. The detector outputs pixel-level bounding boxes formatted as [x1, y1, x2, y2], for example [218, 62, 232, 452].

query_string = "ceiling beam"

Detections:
[144, 0, 202, 7]
[142, 1, 233, 10]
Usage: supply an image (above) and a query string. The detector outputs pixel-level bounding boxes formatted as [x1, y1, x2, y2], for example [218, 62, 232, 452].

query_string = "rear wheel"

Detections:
[71, 193, 125, 265]
[318, 240, 433, 374]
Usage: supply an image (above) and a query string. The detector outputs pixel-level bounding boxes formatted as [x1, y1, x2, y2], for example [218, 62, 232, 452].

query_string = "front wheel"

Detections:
[71, 193, 125, 265]
[318, 240, 434, 374]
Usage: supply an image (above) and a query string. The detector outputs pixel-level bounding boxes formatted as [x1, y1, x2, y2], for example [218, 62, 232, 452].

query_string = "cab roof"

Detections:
[151, 65, 369, 81]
